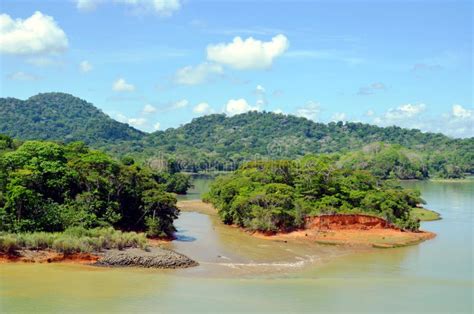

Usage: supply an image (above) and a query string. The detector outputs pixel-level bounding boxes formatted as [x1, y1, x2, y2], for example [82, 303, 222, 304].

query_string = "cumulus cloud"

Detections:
[357, 82, 386, 95]
[370, 103, 473, 138]
[112, 78, 135, 92]
[7, 71, 39, 81]
[79, 60, 93, 73]
[452, 104, 472, 119]
[193, 102, 212, 114]
[207, 34, 289, 70]
[295, 101, 321, 121]
[383, 103, 426, 120]
[127, 118, 147, 128]
[170, 99, 188, 109]
[174, 62, 223, 85]
[0, 11, 68, 55]
[225, 98, 260, 116]
[75, 0, 181, 17]
[153, 122, 161, 130]
[142, 104, 157, 114]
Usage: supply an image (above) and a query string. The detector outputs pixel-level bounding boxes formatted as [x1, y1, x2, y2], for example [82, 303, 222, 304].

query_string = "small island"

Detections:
[203, 156, 438, 248]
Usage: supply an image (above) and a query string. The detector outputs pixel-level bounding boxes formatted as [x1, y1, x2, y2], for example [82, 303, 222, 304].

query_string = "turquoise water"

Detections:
[0, 179, 472, 313]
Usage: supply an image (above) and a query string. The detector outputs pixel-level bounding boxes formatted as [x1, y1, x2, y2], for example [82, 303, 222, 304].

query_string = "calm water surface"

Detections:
[1, 178, 472, 313]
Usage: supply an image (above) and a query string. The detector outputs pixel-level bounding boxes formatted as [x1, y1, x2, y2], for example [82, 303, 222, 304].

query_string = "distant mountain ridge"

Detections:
[0, 93, 144, 144]
[0, 93, 472, 176]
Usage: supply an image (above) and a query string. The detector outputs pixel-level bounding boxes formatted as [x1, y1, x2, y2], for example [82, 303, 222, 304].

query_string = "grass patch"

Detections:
[0, 227, 147, 255]
[411, 207, 441, 221]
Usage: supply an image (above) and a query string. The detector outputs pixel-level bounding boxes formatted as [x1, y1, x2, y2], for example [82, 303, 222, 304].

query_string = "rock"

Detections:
[95, 247, 198, 269]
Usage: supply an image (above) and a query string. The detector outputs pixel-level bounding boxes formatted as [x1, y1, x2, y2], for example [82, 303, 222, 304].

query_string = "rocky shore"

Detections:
[95, 247, 198, 269]
[1, 247, 198, 269]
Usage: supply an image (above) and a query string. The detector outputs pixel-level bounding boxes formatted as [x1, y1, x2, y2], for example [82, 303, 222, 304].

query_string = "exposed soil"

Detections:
[177, 200, 436, 248]
[257, 214, 436, 248]
[305, 214, 399, 231]
[0, 250, 100, 264]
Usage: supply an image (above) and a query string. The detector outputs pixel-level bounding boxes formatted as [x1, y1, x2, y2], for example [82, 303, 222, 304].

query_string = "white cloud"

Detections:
[332, 112, 347, 122]
[206, 34, 289, 70]
[153, 122, 161, 130]
[113, 78, 135, 92]
[225, 98, 259, 116]
[115, 113, 128, 123]
[7, 71, 39, 81]
[384, 103, 426, 120]
[127, 117, 146, 127]
[273, 108, 284, 114]
[174, 62, 223, 85]
[79, 60, 93, 73]
[254, 84, 267, 108]
[366, 110, 375, 117]
[193, 102, 212, 114]
[142, 104, 157, 114]
[452, 104, 472, 119]
[295, 101, 321, 121]
[0, 11, 68, 55]
[255, 85, 265, 94]
[76, 0, 181, 17]
[171, 99, 188, 109]
[370, 103, 473, 138]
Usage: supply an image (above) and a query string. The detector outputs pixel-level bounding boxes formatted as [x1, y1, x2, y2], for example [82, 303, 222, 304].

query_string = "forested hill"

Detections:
[0, 93, 144, 144]
[0, 93, 472, 176]
[148, 112, 461, 156]
[141, 112, 473, 175]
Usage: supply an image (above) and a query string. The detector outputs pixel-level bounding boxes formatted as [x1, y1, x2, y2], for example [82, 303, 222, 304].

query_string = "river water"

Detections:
[0, 178, 472, 313]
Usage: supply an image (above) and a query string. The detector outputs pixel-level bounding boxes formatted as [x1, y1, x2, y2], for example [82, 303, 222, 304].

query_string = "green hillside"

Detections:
[1, 93, 472, 178]
[0, 93, 144, 144]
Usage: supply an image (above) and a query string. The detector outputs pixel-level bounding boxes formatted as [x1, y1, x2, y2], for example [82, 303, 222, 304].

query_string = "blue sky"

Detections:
[0, 0, 472, 137]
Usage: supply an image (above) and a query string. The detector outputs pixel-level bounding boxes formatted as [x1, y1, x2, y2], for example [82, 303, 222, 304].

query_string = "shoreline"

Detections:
[0, 243, 197, 269]
[177, 200, 437, 248]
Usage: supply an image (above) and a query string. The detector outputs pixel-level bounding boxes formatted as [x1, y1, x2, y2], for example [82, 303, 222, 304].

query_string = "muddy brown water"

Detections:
[1, 177, 472, 313]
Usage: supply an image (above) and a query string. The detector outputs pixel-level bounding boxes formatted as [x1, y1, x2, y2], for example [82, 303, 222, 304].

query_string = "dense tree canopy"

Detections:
[204, 156, 424, 233]
[0, 138, 188, 237]
[338, 143, 429, 180]
[0, 93, 144, 144]
[1, 93, 472, 178]
[137, 113, 473, 178]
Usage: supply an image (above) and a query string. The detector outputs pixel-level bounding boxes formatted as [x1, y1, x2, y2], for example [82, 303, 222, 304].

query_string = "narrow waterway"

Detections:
[0, 178, 472, 313]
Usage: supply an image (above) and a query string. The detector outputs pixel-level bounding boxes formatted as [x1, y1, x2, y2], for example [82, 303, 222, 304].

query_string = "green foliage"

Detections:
[1, 94, 471, 179]
[205, 157, 422, 232]
[134, 112, 472, 178]
[0, 227, 147, 255]
[0, 93, 144, 144]
[0, 140, 181, 238]
[339, 143, 429, 180]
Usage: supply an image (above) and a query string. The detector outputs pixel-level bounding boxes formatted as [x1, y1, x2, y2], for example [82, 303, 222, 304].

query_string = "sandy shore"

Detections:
[177, 200, 436, 248]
